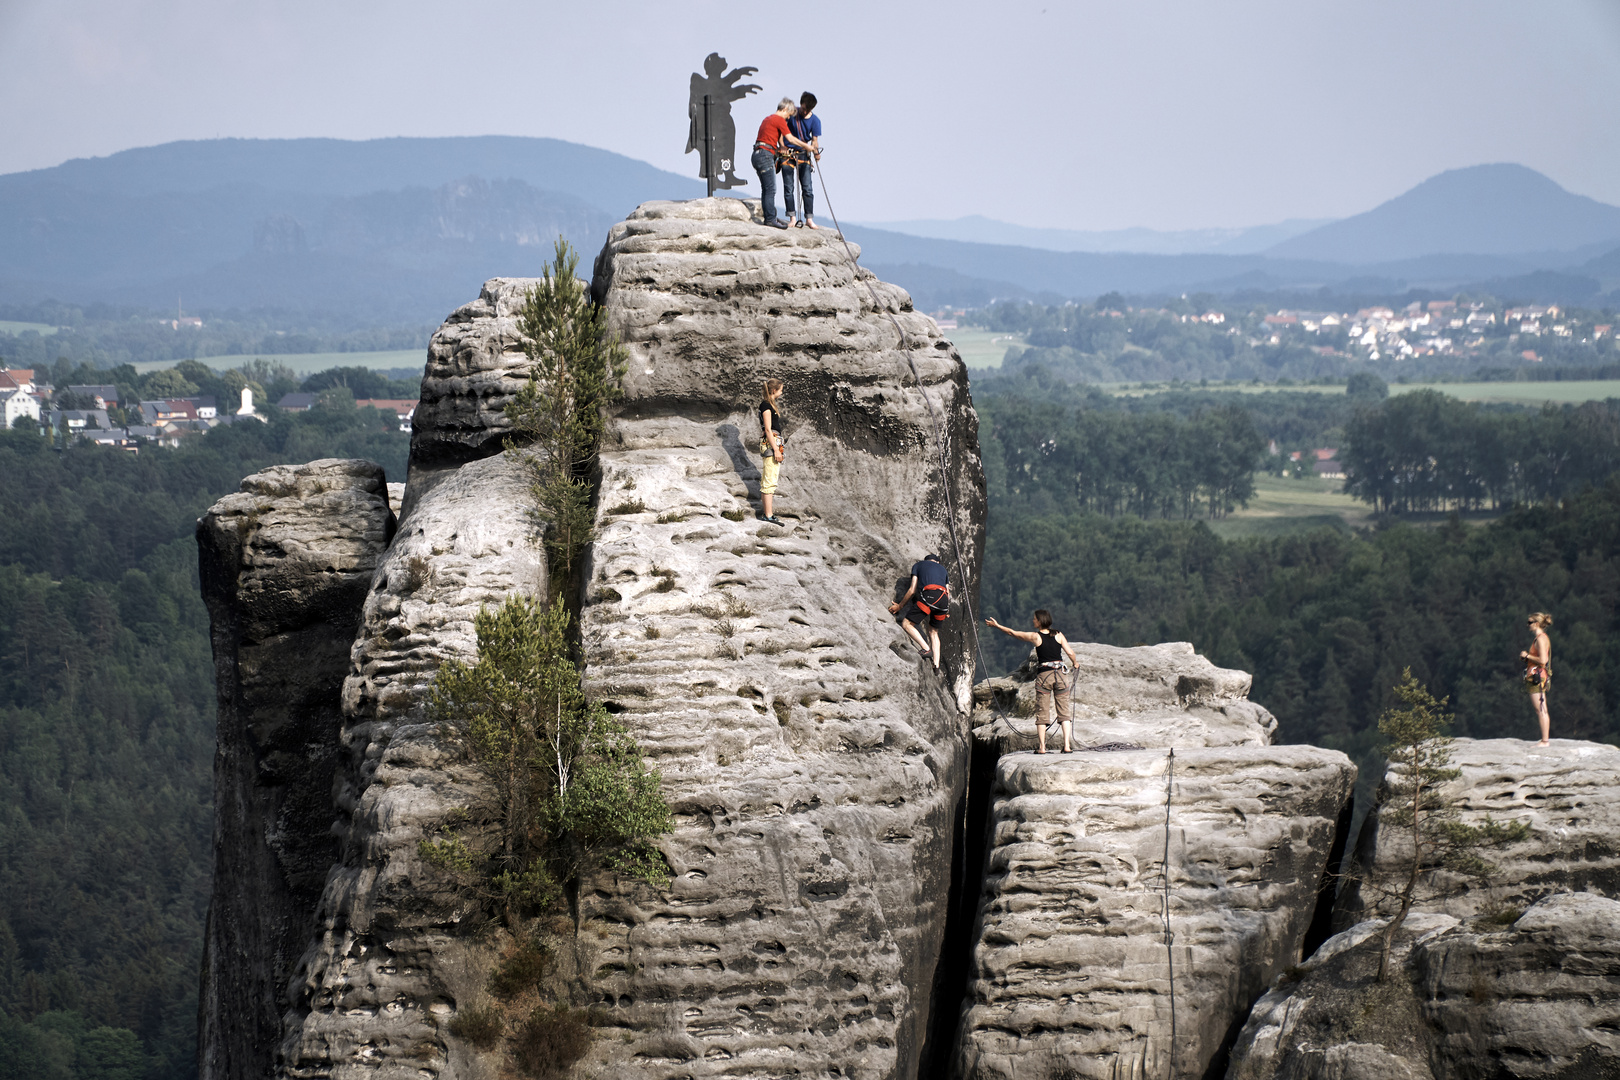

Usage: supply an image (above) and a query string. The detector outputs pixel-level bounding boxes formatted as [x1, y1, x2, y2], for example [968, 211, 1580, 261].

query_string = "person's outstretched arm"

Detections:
[889, 576, 919, 614]
[984, 617, 1040, 645]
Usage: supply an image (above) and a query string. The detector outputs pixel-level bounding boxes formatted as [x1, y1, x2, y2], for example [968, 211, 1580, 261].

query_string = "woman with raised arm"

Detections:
[1521, 612, 1553, 746]
[985, 609, 1078, 754]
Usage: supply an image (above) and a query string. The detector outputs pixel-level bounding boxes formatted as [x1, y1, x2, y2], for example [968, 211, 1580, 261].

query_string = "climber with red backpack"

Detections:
[889, 553, 949, 674]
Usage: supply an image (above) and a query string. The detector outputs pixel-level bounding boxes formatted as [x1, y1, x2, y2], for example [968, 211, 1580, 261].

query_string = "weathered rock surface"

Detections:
[196, 459, 396, 1080]
[1227, 893, 1620, 1079]
[564, 197, 985, 1080]
[951, 732, 1355, 1080]
[408, 276, 537, 472]
[276, 450, 547, 1078]
[1337, 738, 1620, 926]
[971, 641, 1278, 754]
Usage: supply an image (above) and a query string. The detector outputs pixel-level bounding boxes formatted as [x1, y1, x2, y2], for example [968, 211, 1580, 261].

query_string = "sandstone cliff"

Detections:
[1336, 737, 1620, 926]
[198, 201, 1368, 1080]
[1227, 894, 1620, 1079]
[567, 198, 984, 1079]
[952, 652, 1356, 1080]
[196, 460, 396, 1080]
[200, 198, 985, 1080]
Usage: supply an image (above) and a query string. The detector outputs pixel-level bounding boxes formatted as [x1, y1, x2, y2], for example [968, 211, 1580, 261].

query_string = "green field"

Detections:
[1208, 473, 1373, 539]
[1390, 380, 1620, 405]
[1106, 379, 1620, 406]
[946, 328, 1024, 369]
[0, 320, 58, 336]
[130, 349, 424, 375]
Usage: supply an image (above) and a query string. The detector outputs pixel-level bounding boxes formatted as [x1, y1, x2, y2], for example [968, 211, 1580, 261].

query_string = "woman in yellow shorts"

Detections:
[758, 379, 786, 525]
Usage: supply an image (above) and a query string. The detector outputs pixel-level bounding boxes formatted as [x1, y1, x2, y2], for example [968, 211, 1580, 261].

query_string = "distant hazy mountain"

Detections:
[1267, 164, 1620, 263]
[1, 136, 705, 217]
[859, 215, 1334, 255]
[0, 136, 705, 320]
[2, 139, 1614, 322]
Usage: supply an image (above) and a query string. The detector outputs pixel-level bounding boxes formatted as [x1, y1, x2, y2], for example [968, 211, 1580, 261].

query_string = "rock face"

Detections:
[201, 199, 986, 1080]
[272, 282, 550, 1075]
[1336, 738, 1620, 926]
[199, 202, 1368, 1080]
[952, 651, 1355, 1080]
[567, 198, 985, 1079]
[1227, 893, 1620, 1079]
[196, 459, 396, 1080]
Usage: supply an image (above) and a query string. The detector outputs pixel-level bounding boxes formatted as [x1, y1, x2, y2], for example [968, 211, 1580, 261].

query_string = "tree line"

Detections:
[978, 395, 1265, 518]
[0, 397, 408, 1079]
[981, 479, 1620, 770]
[1342, 390, 1620, 514]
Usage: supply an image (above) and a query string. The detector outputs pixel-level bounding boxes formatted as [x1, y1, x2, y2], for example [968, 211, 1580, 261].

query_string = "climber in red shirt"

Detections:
[751, 98, 815, 229]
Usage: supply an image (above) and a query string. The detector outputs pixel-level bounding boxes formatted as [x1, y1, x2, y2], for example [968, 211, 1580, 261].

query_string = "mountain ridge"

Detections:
[1268, 163, 1620, 263]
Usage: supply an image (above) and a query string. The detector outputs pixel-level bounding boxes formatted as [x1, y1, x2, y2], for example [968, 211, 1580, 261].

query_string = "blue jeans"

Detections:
[784, 161, 814, 218]
[751, 148, 780, 223]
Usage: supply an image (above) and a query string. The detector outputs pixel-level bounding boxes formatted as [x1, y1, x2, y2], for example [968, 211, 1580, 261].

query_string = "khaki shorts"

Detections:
[1034, 668, 1072, 724]
[760, 440, 781, 495]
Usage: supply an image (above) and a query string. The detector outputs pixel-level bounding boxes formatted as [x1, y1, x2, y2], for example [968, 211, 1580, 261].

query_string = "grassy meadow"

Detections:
[129, 349, 425, 375]
[0, 320, 59, 336]
[948, 328, 1024, 369]
[1102, 379, 1620, 406]
[1209, 473, 1373, 539]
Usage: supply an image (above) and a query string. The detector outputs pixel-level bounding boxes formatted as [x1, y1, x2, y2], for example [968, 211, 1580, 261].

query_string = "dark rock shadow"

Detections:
[717, 423, 759, 501]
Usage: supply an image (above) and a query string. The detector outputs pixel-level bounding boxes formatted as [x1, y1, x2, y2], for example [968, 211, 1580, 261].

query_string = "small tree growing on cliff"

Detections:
[503, 239, 627, 595]
[1362, 669, 1528, 981]
[420, 595, 671, 924]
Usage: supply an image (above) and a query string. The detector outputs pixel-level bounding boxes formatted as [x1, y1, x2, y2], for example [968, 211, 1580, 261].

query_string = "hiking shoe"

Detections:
[764, 219, 789, 230]
[763, 515, 784, 526]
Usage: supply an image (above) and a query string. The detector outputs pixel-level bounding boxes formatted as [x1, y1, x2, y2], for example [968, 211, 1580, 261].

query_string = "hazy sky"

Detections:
[2, 0, 1617, 231]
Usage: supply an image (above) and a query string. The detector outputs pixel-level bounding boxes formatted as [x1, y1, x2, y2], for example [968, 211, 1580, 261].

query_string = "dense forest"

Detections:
[0, 398, 407, 1079]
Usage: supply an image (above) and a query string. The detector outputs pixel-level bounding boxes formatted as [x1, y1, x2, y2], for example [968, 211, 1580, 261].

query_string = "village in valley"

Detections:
[0, 366, 414, 451]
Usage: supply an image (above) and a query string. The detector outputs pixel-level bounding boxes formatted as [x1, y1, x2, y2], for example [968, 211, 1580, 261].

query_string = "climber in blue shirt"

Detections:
[889, 553, 949, 674]
[783, 92, 822, 229]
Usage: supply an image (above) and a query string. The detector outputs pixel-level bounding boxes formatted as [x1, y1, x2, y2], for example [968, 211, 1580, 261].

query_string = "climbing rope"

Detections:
[811, 156, 992, 686]
[1161, 747, 1177, 1075]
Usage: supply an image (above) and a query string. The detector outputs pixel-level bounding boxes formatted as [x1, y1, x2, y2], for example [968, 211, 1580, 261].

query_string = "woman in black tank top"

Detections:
[985, 609, 1078, 753]
[757, 379, 786, 524]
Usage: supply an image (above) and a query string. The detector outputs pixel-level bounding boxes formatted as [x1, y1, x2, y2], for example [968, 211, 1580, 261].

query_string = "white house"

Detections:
[1, 388, 41, 429]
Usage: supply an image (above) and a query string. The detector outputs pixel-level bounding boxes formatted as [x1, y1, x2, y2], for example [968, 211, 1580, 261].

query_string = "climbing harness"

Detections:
[812, 156, 991, 684]
[916, 582, 950, 619]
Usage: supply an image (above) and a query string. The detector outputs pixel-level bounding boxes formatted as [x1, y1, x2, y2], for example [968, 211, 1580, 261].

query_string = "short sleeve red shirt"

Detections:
[756, 113, 790, 148]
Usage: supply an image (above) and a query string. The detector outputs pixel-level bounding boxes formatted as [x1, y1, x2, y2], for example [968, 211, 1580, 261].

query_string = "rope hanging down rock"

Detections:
[1161, 747, 1177, 1075]
[812, 156, 991, 685]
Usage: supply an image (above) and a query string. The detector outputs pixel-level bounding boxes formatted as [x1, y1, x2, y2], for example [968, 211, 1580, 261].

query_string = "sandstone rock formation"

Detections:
[198, 201, 1370, 1080]
[567, 198, 985, 1079]
[953, 653, 1355, 1080]
[201, 198, 986, 1080]
[196, 459, 396, 1080]
[1336, 737, 1620, 926]
[1227, 893, 1620, 1079]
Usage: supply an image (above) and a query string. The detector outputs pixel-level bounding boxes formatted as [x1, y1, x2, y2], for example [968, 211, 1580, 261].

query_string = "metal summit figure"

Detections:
[687, 52, 760, 196]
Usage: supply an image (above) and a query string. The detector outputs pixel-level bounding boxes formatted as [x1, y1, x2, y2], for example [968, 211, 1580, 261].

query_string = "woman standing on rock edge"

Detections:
[758, 379, 786, 525]
[1521, 612, 1553, 745]
[985, 610, 1078, 754]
